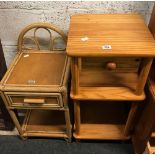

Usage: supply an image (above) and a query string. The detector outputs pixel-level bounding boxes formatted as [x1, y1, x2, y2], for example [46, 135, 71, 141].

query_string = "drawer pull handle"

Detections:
[106, 62, 117, 70]
[24, 98, 45, 104]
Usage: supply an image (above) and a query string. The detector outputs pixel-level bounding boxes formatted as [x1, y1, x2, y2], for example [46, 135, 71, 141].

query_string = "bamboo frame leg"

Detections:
[64, 108, 72, 141]
[8, 109, 23, 135]
[136, 58, 153, 95]
[124, 103, 139, 136]
[74, 100, 81, 136]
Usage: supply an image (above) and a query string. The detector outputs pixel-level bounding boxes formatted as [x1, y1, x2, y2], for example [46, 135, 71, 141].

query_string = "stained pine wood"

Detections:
[74, 101, 129, 140]
[71, 57, 79, 95]
[67, 14, 155, 57]
[132, 4, 155, 153]
[74, 101, 80, 135]
[80, 71, 138, 87]
[136, 58, 153, 95]
[82, 57, 140, 73]
[124, 103, 139, 136]
[74, 124, 129, 140]
[67, 14, 154, 141]
[71, 86, 145, 101]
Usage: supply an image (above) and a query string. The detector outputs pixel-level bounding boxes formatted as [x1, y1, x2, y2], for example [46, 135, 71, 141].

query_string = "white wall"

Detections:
[0, 1, 154, 66]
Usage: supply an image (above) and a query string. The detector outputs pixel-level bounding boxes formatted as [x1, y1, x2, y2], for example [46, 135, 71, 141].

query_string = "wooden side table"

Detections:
[0, 40, 14, 130]
[67, 14, 155, 140]
[0, 23, 72, 141]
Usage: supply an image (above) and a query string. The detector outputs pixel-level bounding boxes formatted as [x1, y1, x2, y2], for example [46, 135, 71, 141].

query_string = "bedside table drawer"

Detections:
[4, 92, 63, 108]
[80, 57, 141, 89]
[82, 57, 141, 72]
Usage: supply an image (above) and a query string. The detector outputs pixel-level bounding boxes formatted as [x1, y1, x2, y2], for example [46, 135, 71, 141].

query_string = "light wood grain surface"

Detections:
[67, 14, 155, 57]
[71, 86, 145, 101]
[74, 124, 129, 140]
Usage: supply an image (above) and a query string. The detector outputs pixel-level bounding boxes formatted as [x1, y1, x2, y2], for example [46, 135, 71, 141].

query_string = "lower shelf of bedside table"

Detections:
[74, 124, 129, 140]
[21, 109, 68, 138]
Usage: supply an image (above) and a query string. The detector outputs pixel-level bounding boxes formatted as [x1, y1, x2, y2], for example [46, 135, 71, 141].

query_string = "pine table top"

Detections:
[67, 14, 155, 57]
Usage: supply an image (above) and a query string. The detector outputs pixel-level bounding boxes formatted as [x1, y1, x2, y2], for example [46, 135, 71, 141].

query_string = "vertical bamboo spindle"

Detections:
[9, 110, 23, 135]
[65, 109, 72, 141]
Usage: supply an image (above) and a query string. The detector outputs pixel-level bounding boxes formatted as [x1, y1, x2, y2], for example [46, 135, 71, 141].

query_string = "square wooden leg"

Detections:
[124, 103, 139, 136]
[74, 100, 80, 136]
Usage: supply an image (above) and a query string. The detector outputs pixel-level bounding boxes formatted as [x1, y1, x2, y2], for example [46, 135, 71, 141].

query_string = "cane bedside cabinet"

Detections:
[0, 23, 72, 141]
[67, 14, 155, 141]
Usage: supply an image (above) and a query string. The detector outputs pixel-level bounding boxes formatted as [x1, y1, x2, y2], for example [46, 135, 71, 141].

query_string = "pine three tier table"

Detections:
[132, 5, 155, 153]
[67, 14, 155, 140]
[0, 23, 72, 141]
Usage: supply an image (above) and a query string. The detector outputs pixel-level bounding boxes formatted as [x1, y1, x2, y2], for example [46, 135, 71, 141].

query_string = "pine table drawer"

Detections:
[82, 57, 141, 72]
[4, 92, 63, 108]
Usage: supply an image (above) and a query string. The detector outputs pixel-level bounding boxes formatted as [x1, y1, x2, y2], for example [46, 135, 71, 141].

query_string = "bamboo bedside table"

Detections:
[67, 14, 155, 140]
[0, 23, 72, 141]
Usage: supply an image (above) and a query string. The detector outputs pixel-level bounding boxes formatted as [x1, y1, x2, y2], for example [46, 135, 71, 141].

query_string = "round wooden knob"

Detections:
[106, 62, 117, 70]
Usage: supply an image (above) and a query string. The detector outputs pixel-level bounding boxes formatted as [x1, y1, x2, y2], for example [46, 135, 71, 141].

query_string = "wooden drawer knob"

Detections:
[106, 62, 117, 70]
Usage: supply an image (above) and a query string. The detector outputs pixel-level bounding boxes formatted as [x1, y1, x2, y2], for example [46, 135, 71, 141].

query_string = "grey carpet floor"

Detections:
[0, 136, 134, 154]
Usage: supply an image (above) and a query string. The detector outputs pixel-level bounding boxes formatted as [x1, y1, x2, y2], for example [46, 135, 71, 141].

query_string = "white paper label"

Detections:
[81, 37, 89, 41]
[27, 80, 36, 84]
[24, 54, 29, 58]
[102, 45, 112, 50]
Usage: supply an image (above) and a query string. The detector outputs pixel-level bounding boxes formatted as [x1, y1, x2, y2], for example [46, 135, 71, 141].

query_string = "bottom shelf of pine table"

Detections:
[21, 109, 68, 138]
[73, 101, 131, 140]
[74, 124, 129, 140]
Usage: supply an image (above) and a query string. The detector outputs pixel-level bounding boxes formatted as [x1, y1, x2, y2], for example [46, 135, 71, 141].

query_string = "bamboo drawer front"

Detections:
[4, 92, 63, 109]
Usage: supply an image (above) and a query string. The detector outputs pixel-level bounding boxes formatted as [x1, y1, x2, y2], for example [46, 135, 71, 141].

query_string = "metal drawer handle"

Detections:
[106, 62, 117, 70]
[24, 98, 45, 104]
